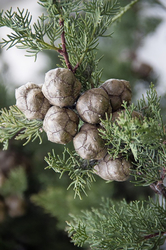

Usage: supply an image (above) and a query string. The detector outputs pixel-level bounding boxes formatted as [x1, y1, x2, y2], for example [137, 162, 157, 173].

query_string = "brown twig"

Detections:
[73, 50, 87, 74]
[150, 180, 166, 198]
[73, 62, 80, 74]
[58, 19, 73, 71]
[57, 16, 85, 74]
[144, 231, 166, 240]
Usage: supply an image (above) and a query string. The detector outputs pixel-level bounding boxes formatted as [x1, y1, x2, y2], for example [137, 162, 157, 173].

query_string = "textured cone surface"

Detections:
[73, 123, 107, 160]
[15, 82, 50, 120]
[43, 106, 79, 144]
[42, 68, 81, 107]
[100, 79, 132, 111]
[76, 88, 112, 124]
[94, 154, 131, 181]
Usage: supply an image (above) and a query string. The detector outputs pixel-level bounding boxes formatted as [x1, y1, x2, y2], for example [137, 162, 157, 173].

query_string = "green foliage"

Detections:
[0, 83, 8, 109]
[137, 84, 163, 123]
[0, 7, 61, 59]
[38, 0, 82, 16]
[0, 167, 27, 196]
[67, 197, 166, 249]
[0, 105, 43, 149]
[31, 174, 116, 229]
[31, 187, 72, 228]
[100, 85, 166, 186]
[45, 148, 96, 199]
[0, 0, 138, 89]
[0, 0, 164, 196]
[58, 0, 138, 88]
[1, 1, 166, 250]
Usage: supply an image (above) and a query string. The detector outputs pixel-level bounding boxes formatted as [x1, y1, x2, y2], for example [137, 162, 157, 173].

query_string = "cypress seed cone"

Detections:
[73, 123, 107, 160]
[76, 88, 112, 124]
[15, 82, 50, 120]
[94, 153, 131, 181]
[43, 106, 79, 145]
[42, 68, 82, 108]
[100, 79, 132, 111]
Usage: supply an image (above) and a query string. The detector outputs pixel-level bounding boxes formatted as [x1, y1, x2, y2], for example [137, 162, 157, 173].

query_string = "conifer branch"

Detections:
[0, 167, 27, 196]
[67, 197, 166, 249]
[100, 84, 166, 187]
[0, 8, 62, 59]
[45, 148, 96, 199]
[0, 105, 43, 149]
[144, 231, 166, 240]
[111, 0, 139, 24]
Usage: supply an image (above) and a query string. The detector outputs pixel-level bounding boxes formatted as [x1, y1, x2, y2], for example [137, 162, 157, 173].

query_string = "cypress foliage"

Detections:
[0, 0, 166, 249]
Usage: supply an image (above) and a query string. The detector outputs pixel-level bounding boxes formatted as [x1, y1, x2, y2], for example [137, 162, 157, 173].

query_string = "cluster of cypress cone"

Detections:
[15, 68, 133, 182]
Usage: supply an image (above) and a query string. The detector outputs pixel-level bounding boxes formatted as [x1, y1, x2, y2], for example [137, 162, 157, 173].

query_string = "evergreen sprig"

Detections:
[0, 167, 27, 197]
[62, 0, 137, 86]
[0, 105, 43, 149]
[45, 148, 96, 199]
[100, 85, 166, 187]
[137, 84, 163, 125]
[38, 0, 82, 17]
[67, 197, 166, 249]
[0, 7, 61, 59]
[83, 0, 119, 15]
[0, 0, 138, 88]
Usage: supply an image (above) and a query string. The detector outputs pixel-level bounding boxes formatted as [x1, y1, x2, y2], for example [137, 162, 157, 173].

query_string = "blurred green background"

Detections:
[0, 0, 166, 249]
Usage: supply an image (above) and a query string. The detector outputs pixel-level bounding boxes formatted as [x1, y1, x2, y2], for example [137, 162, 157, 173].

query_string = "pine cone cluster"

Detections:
[15, 68, 133, 182]
[15, 68, 81, 145]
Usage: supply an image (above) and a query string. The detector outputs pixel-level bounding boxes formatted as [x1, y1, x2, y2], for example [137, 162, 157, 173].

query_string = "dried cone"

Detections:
[0, 150, 30, 175]
[5, 195, 26, 218]
[15, 82, 50, 120]
[100, 79, 132, 111]
[42, 68, 82, 107]
[43, 106, 79, 144]
[73, 123, 107, 160]
[76, 88, 112, 124]
[94, 154, 131, 181]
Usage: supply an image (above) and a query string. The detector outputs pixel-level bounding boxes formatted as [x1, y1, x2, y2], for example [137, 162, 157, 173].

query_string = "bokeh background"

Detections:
[0, 0, 166, 249]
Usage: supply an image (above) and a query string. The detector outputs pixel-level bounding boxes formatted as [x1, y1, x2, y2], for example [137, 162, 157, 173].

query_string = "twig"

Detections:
[150, 180, 166, 198]
[144, 231, 166, 240]
[73, 62, 80, 74]
[58, 19, 73, 71]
